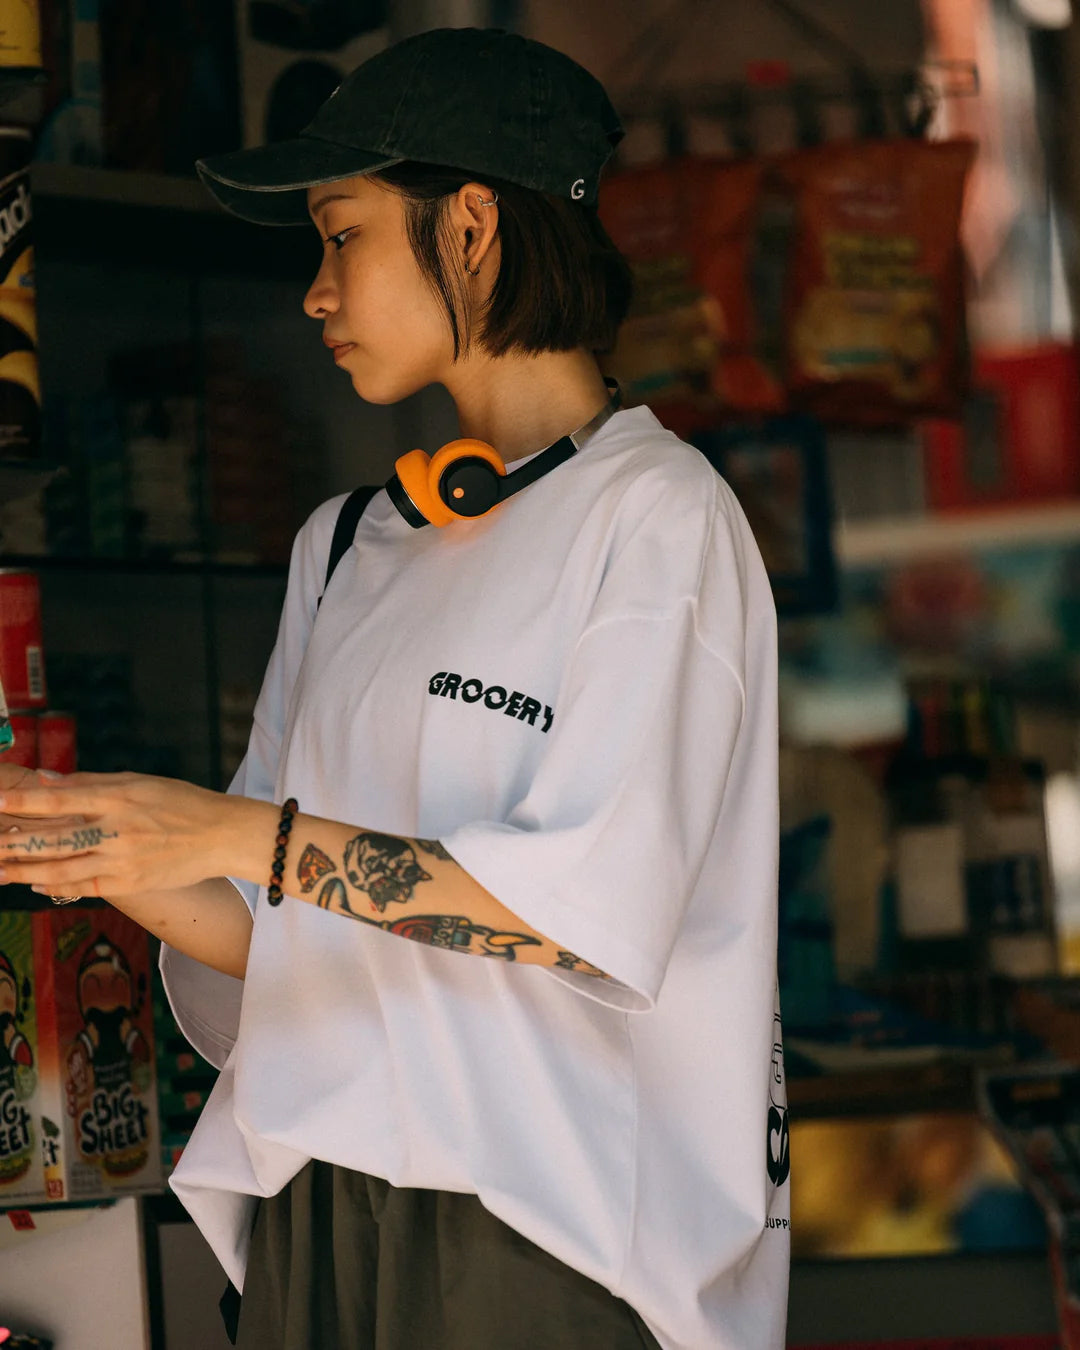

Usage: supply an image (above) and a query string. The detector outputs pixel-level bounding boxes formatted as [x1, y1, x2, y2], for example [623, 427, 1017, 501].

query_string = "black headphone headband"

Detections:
[386, 379, 623, 529]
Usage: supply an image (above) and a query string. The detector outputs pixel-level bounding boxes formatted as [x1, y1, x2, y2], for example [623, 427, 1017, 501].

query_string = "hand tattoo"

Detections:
[3, 827, 118, 855]
[343, 832, 431, 912]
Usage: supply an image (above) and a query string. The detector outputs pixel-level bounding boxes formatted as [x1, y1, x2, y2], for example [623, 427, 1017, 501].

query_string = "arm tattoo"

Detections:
[315, 881, 541, 961]
[3, 827, 118, 856]
[385, 914, 540, 960]
[342, 832, 431, 912]
[415, 838, 453, 862]
[556, 950, 610, 979]
[317, 877, 347, 910]
[298, 842, 337, 893]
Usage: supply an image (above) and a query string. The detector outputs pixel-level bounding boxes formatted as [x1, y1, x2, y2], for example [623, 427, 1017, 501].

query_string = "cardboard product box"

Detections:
[0, 910, 46, 1205]
[33, 906, 162, 1203]
[237, 0, 387, 147]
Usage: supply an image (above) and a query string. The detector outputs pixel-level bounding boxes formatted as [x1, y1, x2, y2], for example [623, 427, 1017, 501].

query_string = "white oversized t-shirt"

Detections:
[161, 404, 790, 1350]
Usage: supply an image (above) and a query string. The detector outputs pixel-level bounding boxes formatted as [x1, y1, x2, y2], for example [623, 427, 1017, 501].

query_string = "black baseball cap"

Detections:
[196, 27, 625, 226]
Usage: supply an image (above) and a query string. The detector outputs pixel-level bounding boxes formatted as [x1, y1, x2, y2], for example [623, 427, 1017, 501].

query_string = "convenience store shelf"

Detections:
[29, 163, 318, 278]
[836, 500, 1080, 567]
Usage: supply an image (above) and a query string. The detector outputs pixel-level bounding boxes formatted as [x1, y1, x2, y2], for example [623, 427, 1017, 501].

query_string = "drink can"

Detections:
[0, 710, 37, 767]
[38, 710, 76, 773]
[0, 569, 45, 707]
[0, 127, 38, 459]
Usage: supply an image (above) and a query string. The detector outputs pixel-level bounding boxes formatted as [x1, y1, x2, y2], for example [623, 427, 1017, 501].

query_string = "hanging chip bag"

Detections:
[779, 137, 975, 424]
[599, 155, 784, 437]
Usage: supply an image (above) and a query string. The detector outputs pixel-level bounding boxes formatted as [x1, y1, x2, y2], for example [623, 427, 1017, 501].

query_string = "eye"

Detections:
[325, 226, 358, 251]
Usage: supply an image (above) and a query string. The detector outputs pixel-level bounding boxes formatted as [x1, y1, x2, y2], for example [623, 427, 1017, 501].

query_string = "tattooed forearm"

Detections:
[284, 818, 609, 980]
[556, 950, 611, 979]
[298, 842, 337, 893]
[2, 827, 119, 856]
[314, 881, 542, 961]
[342, 832, 431, 911]
[415, 838, 453, 862]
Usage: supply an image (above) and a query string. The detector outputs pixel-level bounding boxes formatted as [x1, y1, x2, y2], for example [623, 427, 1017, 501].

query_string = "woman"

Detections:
[0, 27, 788, 1350]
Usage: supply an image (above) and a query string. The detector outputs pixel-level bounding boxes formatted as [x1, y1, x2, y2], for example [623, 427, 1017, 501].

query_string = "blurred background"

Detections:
[5, 0, 1080, 1346]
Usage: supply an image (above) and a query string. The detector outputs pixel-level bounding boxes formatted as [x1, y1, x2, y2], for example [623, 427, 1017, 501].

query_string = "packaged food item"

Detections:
[0, 911, 45, 1203]
[0, 0, 42, 72]
[924, 341, 1080, 509]
[0, 128, 40, 459]
[0, 569, 46, 708]
[0, 710, 36, 767]
[780, 137, 975, 424]
[600, 156, 783, 437]
[37, 711, 76, 774]
[33, 907, 161, 1201]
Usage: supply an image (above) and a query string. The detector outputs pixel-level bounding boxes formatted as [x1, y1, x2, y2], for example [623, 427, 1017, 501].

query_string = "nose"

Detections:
[303, 255, 339, 321]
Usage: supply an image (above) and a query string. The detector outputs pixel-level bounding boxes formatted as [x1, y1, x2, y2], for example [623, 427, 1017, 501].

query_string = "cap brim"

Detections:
[196, 138, 405, 226]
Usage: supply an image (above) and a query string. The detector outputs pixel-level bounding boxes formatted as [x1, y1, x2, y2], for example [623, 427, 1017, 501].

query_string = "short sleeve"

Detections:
[440, 477, 758, 1013]
[158, 495, 349, 1065]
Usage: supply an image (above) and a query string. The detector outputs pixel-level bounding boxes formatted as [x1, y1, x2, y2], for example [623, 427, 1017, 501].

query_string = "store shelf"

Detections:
[0, 459, 63, 505]
[836, 501, 1080, 567]
[0, 552, 288, 579]
[30, 163, 319, 278]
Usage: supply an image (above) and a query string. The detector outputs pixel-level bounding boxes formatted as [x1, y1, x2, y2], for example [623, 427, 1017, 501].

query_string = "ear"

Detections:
[450, 181, 499, 273]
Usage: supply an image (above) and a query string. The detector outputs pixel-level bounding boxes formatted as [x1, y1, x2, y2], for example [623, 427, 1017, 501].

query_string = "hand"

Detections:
[0, 765, 86, 842]
[0, 771, 236, 899]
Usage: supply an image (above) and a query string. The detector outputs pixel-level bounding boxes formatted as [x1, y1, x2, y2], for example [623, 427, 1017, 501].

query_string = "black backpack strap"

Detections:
[318, 485, 380, 608]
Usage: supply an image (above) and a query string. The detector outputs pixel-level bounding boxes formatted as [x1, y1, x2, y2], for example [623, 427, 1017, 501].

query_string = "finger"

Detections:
[0, 822, 114, 858]
[1, 857, 103, 892]
[0, 787, 109, 817]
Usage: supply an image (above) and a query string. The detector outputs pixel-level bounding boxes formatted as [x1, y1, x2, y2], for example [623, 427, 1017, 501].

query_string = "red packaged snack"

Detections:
[779, 137, 975, 424]
[599, 156, 783, 437]
[923, 342, 1080, 509]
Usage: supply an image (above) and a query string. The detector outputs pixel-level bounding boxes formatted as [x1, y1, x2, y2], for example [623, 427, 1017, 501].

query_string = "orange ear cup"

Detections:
[393, 439, 507, 527]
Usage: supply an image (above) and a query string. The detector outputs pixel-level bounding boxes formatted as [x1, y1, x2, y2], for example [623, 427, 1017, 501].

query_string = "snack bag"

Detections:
[600, 155, 784, 437]
[779, 137, 975, 424]
[0, 910, 45, 1202]
[34, 906, 161, 1201]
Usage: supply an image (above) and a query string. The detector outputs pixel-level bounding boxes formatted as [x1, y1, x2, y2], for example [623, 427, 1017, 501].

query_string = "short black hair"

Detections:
[370, 162, 633, 363]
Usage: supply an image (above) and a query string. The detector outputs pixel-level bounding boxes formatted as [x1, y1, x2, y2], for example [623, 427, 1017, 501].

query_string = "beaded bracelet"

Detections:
[266, 797, 298, 907]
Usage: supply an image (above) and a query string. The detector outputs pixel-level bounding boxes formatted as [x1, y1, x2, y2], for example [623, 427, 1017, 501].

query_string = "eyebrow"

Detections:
[308, 191, 357, 221]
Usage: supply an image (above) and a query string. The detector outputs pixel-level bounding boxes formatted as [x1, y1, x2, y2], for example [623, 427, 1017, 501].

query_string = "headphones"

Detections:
[386, 378, 622, 529]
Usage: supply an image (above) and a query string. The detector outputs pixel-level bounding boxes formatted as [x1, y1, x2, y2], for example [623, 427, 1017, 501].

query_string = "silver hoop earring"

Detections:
[465, 261, 481, 275]
[477, 191, 498, 206]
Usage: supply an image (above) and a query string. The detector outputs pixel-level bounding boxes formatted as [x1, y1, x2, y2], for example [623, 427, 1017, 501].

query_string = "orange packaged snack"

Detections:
[34, 906, 161, 1201]
[599, 156, 784, 437]
[779, 137, 975, 424]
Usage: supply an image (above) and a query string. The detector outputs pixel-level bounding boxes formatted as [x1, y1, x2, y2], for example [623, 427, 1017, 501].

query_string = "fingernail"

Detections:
[37, 770, 61, 780]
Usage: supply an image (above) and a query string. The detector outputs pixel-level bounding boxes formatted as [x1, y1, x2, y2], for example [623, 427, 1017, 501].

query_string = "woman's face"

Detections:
[303, 174, 462, 404]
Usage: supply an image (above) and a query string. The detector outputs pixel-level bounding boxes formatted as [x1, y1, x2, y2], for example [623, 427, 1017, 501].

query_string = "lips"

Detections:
[324, 336, 356, 364]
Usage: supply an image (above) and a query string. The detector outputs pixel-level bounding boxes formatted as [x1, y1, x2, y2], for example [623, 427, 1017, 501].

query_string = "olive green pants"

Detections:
[233, 1160, 661, 1350]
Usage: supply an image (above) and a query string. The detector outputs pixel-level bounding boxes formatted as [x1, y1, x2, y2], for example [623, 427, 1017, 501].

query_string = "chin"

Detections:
[351, 371, 432, 407]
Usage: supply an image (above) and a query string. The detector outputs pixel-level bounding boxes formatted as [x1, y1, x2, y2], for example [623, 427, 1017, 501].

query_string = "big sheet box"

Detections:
[33, 906, 162, 1201]
[0, 910, 47, 1204]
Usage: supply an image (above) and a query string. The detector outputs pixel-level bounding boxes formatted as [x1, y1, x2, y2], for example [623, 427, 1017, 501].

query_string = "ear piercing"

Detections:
[466, 191, 498, 272]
